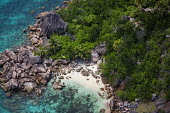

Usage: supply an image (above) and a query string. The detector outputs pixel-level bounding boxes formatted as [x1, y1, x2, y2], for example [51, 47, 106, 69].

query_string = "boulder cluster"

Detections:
[0, 11, 68, 96]
[91, 43, 107, 63]
[0, 46, 51, 95]
[28, 11, 67, 47]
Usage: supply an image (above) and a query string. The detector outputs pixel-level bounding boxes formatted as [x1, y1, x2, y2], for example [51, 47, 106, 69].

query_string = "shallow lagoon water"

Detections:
[0, 0, 107, 113]
[0, 81, 106, 113]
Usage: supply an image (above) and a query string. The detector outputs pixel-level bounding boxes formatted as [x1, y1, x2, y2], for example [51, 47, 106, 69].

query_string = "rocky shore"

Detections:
[0, 11, 67, 95]
[0, 9, 169, 113]
[0, 10, 114, 112]
[0, 10, 144, 113]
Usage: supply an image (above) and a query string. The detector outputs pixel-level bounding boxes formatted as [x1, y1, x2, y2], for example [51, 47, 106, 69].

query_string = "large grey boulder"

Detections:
[6, 79, 19, 90]
[37, 72, 50, 80]
[43, 59, 52, 66]
[32, 65, 46, 73]
[36, 11, 67, 38]
[157, 101, 170, 113]
[91, 50, 99, 63]
[17, 53, 24, 63]
[0, 54, 9, 66]
[81, 69, 89, 76]
[23, 82, 37, 92]
[101, 77, 109, 84]
[4, 49, 17, 62]
[94, 43, 107, 55]
[27, 51, 42, 64]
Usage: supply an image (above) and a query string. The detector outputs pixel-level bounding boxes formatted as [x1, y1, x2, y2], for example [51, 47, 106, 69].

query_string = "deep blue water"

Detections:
[0, 0, 106, 113]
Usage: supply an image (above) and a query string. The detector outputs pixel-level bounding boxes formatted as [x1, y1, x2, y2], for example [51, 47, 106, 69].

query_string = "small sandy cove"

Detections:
[56, 62, 111, 113]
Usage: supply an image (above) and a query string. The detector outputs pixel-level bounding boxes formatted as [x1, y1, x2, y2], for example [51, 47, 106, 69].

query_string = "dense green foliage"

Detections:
[37, 0, 170, 101]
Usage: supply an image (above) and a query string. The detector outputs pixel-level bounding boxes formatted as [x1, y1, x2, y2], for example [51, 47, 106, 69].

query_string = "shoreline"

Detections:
[0, 9, 113, 112]
[50, 61, 111, 113]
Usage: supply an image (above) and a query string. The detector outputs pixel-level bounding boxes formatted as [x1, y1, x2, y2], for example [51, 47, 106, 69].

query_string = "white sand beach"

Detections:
[56, 62, 111, 113]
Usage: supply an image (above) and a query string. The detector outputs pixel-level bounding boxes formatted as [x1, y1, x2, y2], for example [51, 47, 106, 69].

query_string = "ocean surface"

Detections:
[0, 80, 106, 113]
[0, 0, 64, 52]
[0, 0, 106, 113]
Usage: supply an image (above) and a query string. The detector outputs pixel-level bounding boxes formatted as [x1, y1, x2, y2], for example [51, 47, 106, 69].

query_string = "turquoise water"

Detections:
[0, 0, 64, 52]
[0, 0, 106, 112]
[0, 81, 106, 113]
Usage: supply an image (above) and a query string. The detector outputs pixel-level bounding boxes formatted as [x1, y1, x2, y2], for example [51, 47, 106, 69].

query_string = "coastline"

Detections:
[56, 62, 111, 113]
[0, 8, 113, 113]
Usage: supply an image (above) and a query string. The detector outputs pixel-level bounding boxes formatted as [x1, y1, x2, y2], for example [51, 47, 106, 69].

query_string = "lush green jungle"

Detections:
[36, 0, 170, 101]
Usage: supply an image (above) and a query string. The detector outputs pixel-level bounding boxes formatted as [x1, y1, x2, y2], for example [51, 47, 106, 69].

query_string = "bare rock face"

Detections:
[37, 73, 50, 80]
[0, 46, 52, 94]
[101, 77, 109, 84]
[27, 52, 42, 65]
[24, 82, 37, 92]
[33, 64, 46, 73]
[94, 43, 107, 55]
[81, 69, 89, 76]
[0, 54, 9, 66]
[91, 50, 99, 63]
[36, 11, 67, 38]
[5, 49, 17, 62]
[157, 101, 170, 113]
[91, 43, 107, 62]
[6, 79, 19, 90]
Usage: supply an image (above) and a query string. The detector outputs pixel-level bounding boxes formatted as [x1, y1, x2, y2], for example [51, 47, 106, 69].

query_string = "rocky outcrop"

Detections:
[101, 76, 109, 84]
[157, 101, 170, 113]
[91, 43, 107, 63]
[0, 53, 9, 66]
[5, 49, 17, 62]
[28, 11, 67, 47]
[36, 11, 67, 38]
[0, 11, 69, 94]
[95, 43, 107, 55]
[0, 46, 51, 93]
[91, 50, 99, 63]
[81, 69, 89, 76]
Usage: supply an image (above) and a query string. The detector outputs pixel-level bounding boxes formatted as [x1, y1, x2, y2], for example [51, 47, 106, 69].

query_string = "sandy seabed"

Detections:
[58, 63, 111, 113]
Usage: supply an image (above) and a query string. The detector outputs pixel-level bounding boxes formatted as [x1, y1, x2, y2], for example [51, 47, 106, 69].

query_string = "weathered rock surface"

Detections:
[5, 49, 17, 62]
[0, 46, 51, 93]
[81, 69, 89, 76]
[0, 54, 9, 66]
[94, 43, 107, 55]
[91, 43, 106, 62]
[101, 76, 109, 84]
[91, 50, 99, 63]
[6, 79, 19, 90]
[24, 82, 37, 92]
[36, 11, 67, 38]
[76, 67, 83, 72]
[157, 101, 170, 113]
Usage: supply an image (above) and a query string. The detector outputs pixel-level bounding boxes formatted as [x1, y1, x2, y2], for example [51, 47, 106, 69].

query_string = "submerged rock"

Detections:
[100, 109, 105, 113]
